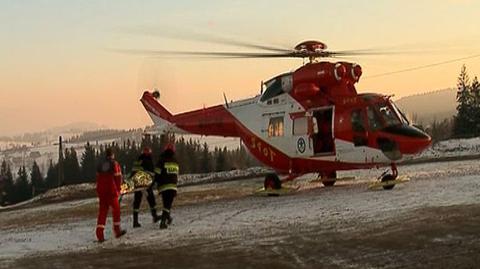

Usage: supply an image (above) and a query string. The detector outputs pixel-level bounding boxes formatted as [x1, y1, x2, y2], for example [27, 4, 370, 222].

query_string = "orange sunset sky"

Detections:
[1, 0, 479, 136]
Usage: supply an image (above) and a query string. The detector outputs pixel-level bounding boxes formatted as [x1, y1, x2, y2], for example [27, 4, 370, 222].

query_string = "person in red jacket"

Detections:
[95, 148, 126, 242]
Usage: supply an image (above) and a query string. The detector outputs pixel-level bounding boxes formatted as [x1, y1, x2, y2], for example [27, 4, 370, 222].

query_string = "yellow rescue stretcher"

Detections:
[120, 170, 154, 195]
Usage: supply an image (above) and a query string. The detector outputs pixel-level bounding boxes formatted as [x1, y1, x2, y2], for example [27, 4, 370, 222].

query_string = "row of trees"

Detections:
[0, 160, 44, 205]
[453, 65, 480, 138]
[0, 134, 259, 206]
[418, 65, 479, 142]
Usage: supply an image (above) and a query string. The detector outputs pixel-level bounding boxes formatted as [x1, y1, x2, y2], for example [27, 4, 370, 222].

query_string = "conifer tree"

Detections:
[15, 166, 31, 202]
[30, 161, 44, 196]
[80, 142, 97, 182]
[1, 160, 14, 205]
[199, 142, 211, 173]
[45, 160, 58, 189]
[214, 146, 227, 172]
[470, 76, 480, 135]
[64, 147, 81, 184]
[454, 65, 473, 137]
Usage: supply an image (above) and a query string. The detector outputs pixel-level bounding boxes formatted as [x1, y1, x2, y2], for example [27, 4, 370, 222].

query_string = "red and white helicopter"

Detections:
[135, 40, 431, 190]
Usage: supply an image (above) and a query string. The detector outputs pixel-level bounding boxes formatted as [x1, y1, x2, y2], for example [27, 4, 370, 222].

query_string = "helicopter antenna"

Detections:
[260, 80, 264, 94]
[365, 53, 480, 79]
[223, 92, 229, 108]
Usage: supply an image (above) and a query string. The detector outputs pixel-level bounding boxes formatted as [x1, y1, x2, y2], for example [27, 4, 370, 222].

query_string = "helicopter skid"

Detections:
[255, 185, 300, 196]
[309, 176, 355, 184]
[368, 176, 410, 190]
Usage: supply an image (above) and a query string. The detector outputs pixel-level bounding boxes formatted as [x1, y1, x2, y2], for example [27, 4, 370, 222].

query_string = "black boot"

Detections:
[151, 209, 161, 223]
[159, 211, 169, 229]
[133, 212, 141, 228]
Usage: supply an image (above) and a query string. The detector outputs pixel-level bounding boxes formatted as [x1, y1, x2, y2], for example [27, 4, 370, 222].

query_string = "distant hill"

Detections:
[395, 88, 457, 125]
[0, 122, 107, 144]
[47, 121, 106, 134]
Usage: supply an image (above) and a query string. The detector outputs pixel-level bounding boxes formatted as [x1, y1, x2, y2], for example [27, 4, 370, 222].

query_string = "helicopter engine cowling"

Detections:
[293, 62, 347, 88]
[338, 62, 363, 82]
[293, 83, 320, 99]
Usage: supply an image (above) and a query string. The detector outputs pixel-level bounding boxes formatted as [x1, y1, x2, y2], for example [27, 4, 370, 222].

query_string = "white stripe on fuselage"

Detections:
[334, 139, 391, 164]
[146, 111, 188, 134]
[227, 93, 307, 157]
[227, 95, 394, 165]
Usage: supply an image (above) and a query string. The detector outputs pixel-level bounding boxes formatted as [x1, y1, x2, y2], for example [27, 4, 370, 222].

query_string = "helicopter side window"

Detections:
[367, 106, 382, 131]
[293, 117, 308, 135]
[268, 116, 284, 137]
[351, 109, 365, 132]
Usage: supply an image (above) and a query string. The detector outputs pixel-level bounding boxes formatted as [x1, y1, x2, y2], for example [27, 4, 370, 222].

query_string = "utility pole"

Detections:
[57, 136, 64, 187]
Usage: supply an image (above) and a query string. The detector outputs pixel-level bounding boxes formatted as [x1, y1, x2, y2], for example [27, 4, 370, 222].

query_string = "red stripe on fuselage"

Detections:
[172, 105, 239, 137]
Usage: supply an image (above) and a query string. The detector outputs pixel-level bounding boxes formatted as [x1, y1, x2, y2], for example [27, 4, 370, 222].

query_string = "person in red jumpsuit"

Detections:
[95, 148, 126, 242]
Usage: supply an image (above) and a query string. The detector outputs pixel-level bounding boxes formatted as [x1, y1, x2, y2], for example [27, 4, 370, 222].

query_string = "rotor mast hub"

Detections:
[294, 40, 328, 63]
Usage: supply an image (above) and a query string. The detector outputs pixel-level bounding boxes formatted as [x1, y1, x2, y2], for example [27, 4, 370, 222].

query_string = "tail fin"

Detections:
[140, 91, 177, 132]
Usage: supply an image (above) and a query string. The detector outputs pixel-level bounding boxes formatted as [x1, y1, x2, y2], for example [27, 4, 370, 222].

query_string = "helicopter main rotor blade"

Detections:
[121, 27, 292, 53]
[108, 48, 383, 59]
[109, 48, 298, 58]
[108, 48, 422, 59]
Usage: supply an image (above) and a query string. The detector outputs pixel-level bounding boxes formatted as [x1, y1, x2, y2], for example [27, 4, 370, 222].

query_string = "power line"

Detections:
[364, 54, 480, 79]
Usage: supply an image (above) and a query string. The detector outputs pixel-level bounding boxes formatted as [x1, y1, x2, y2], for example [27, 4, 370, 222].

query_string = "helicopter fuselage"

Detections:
[141, 61, 431, 176]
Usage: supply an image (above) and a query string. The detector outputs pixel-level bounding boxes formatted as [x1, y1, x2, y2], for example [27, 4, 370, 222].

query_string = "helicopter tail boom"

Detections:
[141, 91, 239, 137]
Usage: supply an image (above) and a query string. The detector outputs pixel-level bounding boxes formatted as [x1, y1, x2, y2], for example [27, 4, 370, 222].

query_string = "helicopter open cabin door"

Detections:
[311, 107, 335, 155]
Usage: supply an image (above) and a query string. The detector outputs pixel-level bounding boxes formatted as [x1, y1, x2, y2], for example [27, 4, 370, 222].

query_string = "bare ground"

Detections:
[1, 160, 480, 269]
[7, 204, 480, 269]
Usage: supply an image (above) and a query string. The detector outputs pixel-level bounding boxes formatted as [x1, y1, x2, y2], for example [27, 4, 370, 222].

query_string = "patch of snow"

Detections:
[0, 168, 270, 210]
[415, 137, 480, 159]
[1, 159, 480, 260]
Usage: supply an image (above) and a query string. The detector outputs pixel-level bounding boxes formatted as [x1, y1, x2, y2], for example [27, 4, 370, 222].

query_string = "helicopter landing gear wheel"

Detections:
[321, 171, 336, 187]
[381, 174, 396, 190]
[381, 163, 398, 190]
[264, 173, 282, 190]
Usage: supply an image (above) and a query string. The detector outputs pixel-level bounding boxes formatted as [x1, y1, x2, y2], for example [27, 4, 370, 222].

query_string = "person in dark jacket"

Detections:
[95, 148, 126, 242]
[154, 143, 179, 229]
[132, 147, 160, 228]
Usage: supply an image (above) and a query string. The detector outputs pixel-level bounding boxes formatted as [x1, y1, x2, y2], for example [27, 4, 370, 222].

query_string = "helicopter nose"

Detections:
[409, 129, 431, 153]
[383, 125, 431, 154]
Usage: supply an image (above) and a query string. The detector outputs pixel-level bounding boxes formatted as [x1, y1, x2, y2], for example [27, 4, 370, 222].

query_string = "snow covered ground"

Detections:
[415, 137, 480, 159]
[1, 159, 480, 268]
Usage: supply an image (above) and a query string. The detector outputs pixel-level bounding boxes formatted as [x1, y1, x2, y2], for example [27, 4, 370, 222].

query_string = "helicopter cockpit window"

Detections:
[351, 109, 365, 132]
[367, 106, 382, 131]
[390, 101, 410, 125]
[261, 78, 283, 102]
[376, 103, 401, 127]
[268, 116, 284, 137]
[260, 73, 292, 103]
